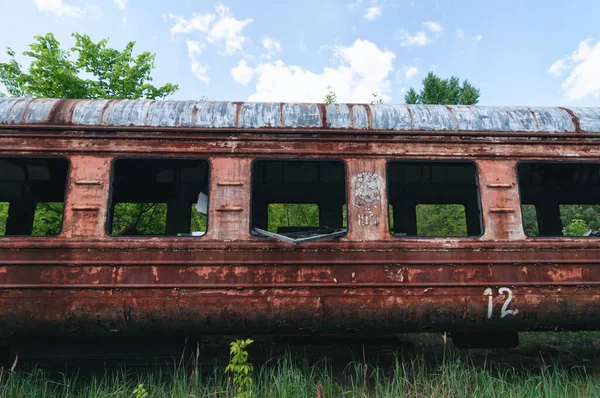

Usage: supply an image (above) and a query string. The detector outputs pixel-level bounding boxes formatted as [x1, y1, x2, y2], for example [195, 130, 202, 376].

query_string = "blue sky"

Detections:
[1, 0, 599, 106]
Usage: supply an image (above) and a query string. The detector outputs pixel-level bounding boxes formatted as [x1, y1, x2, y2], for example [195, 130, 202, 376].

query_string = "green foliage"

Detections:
[416, 204, 468, 237]
[522, 205, 600, 237]
[132, 383, 148, 398]
[0, 32, 178, 99]
[521, 205, 539, 236]
[563, 218, 590, 237]
[404, 72, 480, 105]
[0, 202, 63, 237]
[267, 204, 319, 233]
[4, 336, 600, 397]
[111, 203, 167, 235]
[560, 205, 600, 231]
[404, 87, 420, 105]
[0, 202, 7, 235]
[225, 338, 254, 398]
[190, 205, 207, 232]
[32, 203, 64, 236]
[323, 86, 337, 105]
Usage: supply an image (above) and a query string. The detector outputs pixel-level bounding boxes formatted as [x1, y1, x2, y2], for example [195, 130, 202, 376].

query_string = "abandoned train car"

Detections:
[0, 98, 599, 347]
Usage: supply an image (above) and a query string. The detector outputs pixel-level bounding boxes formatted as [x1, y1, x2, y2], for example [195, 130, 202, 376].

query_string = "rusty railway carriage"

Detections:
[1, 98, 600, 348]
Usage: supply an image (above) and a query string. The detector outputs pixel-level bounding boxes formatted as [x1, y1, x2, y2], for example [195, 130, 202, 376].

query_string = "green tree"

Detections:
[0, 33, 179, 236]
[0, 33, 177, 99]
[404, 72, 480, 105]
[563, 218, 590, 237]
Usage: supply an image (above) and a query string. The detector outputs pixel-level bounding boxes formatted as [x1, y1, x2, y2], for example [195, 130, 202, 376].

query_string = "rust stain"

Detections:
[0, 98, 599, 338]
[559, 107, 582, 132]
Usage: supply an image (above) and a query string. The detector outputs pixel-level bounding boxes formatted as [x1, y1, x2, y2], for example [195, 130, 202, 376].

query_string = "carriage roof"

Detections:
[1, 97, 599, 133]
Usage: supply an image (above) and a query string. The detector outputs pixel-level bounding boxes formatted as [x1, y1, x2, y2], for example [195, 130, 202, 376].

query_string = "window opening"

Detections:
[0, 202, 8, 235]
[251, 160, 347, 244]
[0, 157, 68, 237]
[521, 204, 539, 236]
[387, 161, 482, 237]
[267, 203, 319, 233]
[33, 202, 65, 236]
[415, 204, 468, 237]
[108, 158, 209, 237]
[518, 163, 600, 237]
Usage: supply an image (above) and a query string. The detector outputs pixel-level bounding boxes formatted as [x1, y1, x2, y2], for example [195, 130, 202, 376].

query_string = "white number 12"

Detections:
[484, 287, 518, 319]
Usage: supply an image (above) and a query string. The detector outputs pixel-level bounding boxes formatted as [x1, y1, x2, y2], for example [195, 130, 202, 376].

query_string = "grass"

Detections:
[2, 333, 600, 397]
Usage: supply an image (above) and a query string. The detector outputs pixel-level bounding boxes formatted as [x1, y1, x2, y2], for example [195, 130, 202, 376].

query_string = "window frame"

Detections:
[516, 160, 600, 239]
[249, 157, 349, 240]
[105, 156, 211, 239]
[385, 159, 485, 239]
[0, 155, 70, 238]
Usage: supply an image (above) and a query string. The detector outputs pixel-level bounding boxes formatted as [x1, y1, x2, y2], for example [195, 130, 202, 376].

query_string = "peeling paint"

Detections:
[0, 98, 597, 133]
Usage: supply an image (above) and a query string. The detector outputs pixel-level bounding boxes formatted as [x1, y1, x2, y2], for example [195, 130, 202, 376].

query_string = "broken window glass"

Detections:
[251, 160, 347, 243]
[388, 161, 482, 237]
[108, 158, 209, 237]
[518, 162, 600, 237]
[0, 157, 68, 237]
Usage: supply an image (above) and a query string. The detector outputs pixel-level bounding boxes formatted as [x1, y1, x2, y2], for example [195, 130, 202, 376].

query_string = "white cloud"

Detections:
[208, 4, 253, 55]
[397, 30, 432, 47]
[231, 59, 254, 85]
[113, 0, 127, 11]
[31, 0, 98, 18]
[364, 6, 382, 20]
[423, 21, 443, 35]
[475, 34, 483, 42]
[186, 40, 210, 85]
[168, 5, 252, 55]
[262, 37, 281, 52]
[244, 39, 396, 103]
[548, 38, 600, 101]
[404, 66, 419, 79]
[396, 21, 443, 46]
[548, 58, 568, 77]
[456, 28, 465, 39]
[348, 0, 363, 9]
[409, 1, 415, 6]
[168, 13, 215, 36]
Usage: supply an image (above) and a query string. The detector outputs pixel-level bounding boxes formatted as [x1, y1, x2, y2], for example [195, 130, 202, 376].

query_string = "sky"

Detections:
[0, 0, 599, 106]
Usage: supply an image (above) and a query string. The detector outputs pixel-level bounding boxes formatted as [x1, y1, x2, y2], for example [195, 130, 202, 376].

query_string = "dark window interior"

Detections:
[108, 158, 209, 236]
[251, 160, 347, 240]
[387, 161, 482, 237]
[0, 157, 68, 236]
[518, 163, 600, 237]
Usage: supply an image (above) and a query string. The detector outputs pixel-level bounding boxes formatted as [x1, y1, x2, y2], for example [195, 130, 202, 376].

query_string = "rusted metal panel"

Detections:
[370, 104, 412, 130]
[63, 156, 112, 238]
[193, 101, 237, 128]
[282, 103, 321, 128]
[347, 159, 387, 241]
[327, 104, 368, 129]
[569, 108, 600, 132]
[146, 100, 197, 127]
[0, 98, 34, 124]
[207, 157, 252, 241]
[453, 106, 575, 133]
[477, 160, 525, 241]
[2, 98, 599, 133]
[71, 100, 110, 125]
[408, 105, 455, 130]
[238, 102, 281, 128]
